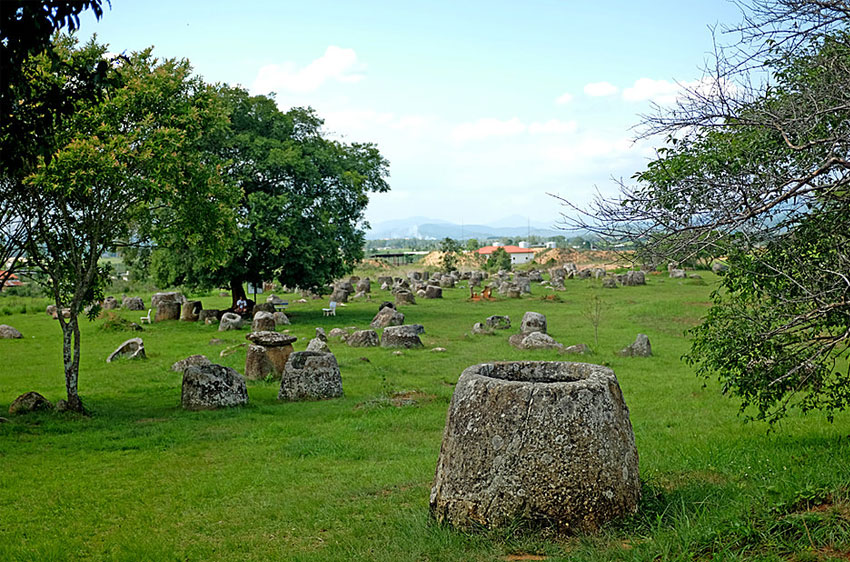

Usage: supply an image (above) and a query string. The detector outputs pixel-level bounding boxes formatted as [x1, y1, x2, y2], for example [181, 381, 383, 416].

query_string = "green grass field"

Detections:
[1, 272, 848, 561]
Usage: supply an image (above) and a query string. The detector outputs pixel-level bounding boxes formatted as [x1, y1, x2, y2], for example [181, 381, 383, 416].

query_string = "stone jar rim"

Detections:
[460, 360, 614, 386]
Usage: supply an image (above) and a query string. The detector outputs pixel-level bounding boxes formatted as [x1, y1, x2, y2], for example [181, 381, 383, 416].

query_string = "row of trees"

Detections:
[1, 3, 389, 412]
[563, 0, 850, 423]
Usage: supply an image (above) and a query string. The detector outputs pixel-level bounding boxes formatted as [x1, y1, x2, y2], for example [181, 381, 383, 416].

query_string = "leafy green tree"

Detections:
[465, 238, 480, 251]
[0, 0, 109, 287]
[141, 87, 389, 304]
[559, 0, 850, 423]
[439, 237, 462, 272]
[7, 36, 238, 412]
[485, 247, 512, 272]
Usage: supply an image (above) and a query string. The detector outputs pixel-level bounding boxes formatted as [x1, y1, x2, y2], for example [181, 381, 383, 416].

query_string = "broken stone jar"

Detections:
[430, 361, 640, 533]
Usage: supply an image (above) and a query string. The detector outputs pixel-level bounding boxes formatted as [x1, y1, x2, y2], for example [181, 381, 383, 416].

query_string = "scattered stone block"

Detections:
[122, 296, 145, 311]
[395, 290, 416, 306]
[424, 285, 443, 299]
[151, 292, 185, 308]
[252, 311, 276, 332]
[619, 334, 652, 357]
[181, 364, 248, 410]
[156, 301, 181, 322]
[106, 337, 146, 362]
[486, 315, 511, 330]
[218, 312, 243, 331]
[346, 329, 379, 347]
[519, 311, 547, 335]
[278, 351, 343, 401]
[381, 325, 423, 349]
[245, 344, 274, 380]
[0, 324, 23, 339]
[431, 361, 640, 532]
[306, 338, 330, 353]
[180, 300, 203, 322]
[273, 311, 290, 326]
[370, 307, 405, 329]
[198, 309, 221, 324]
[9, 391, 53, 415]
[171, 354, 211, 372]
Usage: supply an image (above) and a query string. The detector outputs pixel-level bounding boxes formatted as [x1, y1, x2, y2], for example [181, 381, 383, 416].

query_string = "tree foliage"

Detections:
[5, 36, 239, 411]
[485, 247, 512, 272]
[439, 237, 462, 272]
[558, 0, 850, 423]
[141, 87, 390, 302]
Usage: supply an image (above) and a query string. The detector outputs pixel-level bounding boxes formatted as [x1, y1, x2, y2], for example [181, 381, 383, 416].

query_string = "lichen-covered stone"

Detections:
[328, 328, 349, 339]
[252, 311, 276, 332]
[106, 337, 146, 362]
[122, 296, 145, 311]
[278, 351, 343, 401]
[180, 300, 203, 321]
[171, 354, 211, 372]
[486, 315, 511, 330]
[430, 361, 640, 533]
[346, 329, 379, 347]
[625, 271, 646, 286]
[424, 285, 443, 299]
[562, 343, 591, 355]
[102, 296, 119, 310]
[198, 309, 221, 324]
[509, 331, 564, 351]
[370, 307, 405, 329]
[181, 364, 248, 410]
[520, 311, 547, 334]
[381, 325, 424, 348]
[245, 344, 274, 380]
[602, 278, 618, 289]
[156, 301, 181, 322]
[0, 324, 23, 339]
[151, 292, 185, 308]
[218, 312, 243, 331]
[246, 331, 297, 347]
[273, 311, 290, 326]
[618, 334, 652, 357]
[395, 290, 416, 306]
[471, 322, 492, 335]
[306, 338, 330, 353]
[9, 391, 53, 415]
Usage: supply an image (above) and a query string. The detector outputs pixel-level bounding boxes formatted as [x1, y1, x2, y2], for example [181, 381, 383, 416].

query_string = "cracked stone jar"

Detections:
[430, 361, 639, 533]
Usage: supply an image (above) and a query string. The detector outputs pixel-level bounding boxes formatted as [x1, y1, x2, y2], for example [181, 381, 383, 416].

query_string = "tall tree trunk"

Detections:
[61, 314, 85, 413]
[230, 278, 246, 310]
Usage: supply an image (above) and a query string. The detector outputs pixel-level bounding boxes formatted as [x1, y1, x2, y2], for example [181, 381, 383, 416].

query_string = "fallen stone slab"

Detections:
[9, 391, 53, 415]
[381, 325, 424, 349]
[0, 324, 23, 339]
[106, 337, 146, 362]
[171, 354, 211, 373]
[619, 334, 652, 357]
[181, 364, 248, 410]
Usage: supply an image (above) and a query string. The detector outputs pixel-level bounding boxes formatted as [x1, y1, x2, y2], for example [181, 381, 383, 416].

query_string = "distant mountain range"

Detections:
[365, 215, 569, 240]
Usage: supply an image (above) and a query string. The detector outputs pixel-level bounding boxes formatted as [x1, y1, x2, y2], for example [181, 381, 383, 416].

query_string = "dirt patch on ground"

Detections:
[503, 554, 548, 561]
[421, 251, 486, 268]
[534, 248, 632, 269]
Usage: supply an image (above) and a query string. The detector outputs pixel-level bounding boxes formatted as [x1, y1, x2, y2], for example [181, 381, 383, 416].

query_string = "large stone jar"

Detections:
[430, 361, 639, 533]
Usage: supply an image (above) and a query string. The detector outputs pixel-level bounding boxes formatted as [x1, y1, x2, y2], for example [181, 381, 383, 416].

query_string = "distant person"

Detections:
[235, 296, 247, 315]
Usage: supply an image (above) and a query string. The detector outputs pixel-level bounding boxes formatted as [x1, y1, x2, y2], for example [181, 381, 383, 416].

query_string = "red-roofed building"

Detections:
[0, 271, 23, 290]
[476, 245, 536, 265]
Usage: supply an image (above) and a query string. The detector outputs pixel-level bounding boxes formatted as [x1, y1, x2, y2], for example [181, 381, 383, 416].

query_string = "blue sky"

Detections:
[80, 1, 744, 229]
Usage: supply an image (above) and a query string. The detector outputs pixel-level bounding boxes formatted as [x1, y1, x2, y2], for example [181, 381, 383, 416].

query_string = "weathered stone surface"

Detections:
[370, 307, 405, 329]
[219, 342, 246, 358]
[273, 311, 290, 326]
[619, 334, 652, 357]
[246, 331, 297, 347]
[245, 344, 274, 380]
[514, 276, 531, 294]
[218, 312, 243, 331]
[378, 301, 395, 312]
[315, 327, 327, 341]
[562, 343, 591, 355]
[395, 290, 416, 306]
[181, 364, 248, 410]
[266, 294, 286, 305]
[624, 271, 645, 286]
[0, 324, 23, 339]
[381, 325, 424, 348]
[520, 311, 547, 335]
[430, 361, 640, 533]
[252, 311, 276, 332]
[670, 269, 687, 279]
[424, 285, 443, 299]
[306, 338, 330, 353]
[509, 331, 564, 351]
[151, 292, 185, 308]
[106, 337, 146, 362]
[180, 300, 203, 322]
[356, 278, 371, 294]
[328, 328, 349, 339]
[46, 304, 57, 316]
[171, 354, 211, 372]
[122, 296, 145, 311]
[712, 262, 729, 275]
[346, 329, 379, 347]
[377, 276, 393, 287]
[439, 278, 455, 288]
[156, 301, 181, 322]
[102, 296, 119, 310]
[486, 315, 511, 330]
[9, 391, 53, 415]
[253, 302, 275, 314]
[279, 351, 343, 401]
[198, 309, 221, 324]
[472, 322, 492, 335]
[329, 287, 350, 304]
[602, 278, 618, 289]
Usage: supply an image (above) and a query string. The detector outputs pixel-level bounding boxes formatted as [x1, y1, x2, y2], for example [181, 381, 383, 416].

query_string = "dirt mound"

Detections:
[534, 248, 631, 269]
[422, 251, 485, 268]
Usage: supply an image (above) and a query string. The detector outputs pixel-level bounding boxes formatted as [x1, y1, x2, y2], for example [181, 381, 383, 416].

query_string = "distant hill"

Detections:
[366, 216, 567, 240]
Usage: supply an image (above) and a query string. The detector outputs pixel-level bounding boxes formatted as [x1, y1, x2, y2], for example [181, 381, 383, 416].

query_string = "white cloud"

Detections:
[252, 46, 364, 94]
[583, 81, 618, 97]
[622, 77, 680, 104]
[451, 117, 525, 142]
[555, 92, 573, 105]
[528, 119, 577, 135]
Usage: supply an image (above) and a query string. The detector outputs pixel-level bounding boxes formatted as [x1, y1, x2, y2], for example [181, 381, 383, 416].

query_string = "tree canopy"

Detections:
[559, 0, 850, 423]
[142, 86, 390, 302]
[4, 35, 239, 411]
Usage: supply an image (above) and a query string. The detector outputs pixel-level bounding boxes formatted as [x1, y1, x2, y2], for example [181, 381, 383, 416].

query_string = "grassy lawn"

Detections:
[1, 272, 848, 561]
